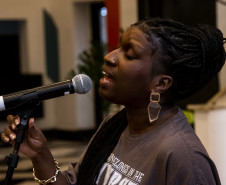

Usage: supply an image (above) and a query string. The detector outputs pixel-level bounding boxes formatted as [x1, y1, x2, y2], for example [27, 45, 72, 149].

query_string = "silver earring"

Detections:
[147, 92, 161, 123]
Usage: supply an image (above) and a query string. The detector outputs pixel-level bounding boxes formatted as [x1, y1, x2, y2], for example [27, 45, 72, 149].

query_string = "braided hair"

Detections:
[77, 108, 128, 185]
[132, 18, 226, 100]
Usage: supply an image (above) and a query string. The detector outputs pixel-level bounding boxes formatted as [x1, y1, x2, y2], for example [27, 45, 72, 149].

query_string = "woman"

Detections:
[1, 17, 225, 185]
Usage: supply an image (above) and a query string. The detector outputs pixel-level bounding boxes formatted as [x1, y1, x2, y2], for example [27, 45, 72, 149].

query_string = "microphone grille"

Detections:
[72, 74, 92, 94]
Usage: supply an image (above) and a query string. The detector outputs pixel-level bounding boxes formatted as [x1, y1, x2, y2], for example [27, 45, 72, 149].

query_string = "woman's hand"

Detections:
[1, 115, 69, 184]
[1, 115, 49, 159]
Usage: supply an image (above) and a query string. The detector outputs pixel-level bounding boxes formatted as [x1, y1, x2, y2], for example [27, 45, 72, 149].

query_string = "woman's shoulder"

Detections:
[155, 108, 208, 158]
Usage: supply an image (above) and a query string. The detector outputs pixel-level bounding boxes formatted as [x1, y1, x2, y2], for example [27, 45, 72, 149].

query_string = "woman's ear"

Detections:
[151, 75, 173, 93]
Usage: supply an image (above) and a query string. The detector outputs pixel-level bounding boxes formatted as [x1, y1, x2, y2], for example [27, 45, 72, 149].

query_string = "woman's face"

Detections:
[99, 26, 156, 108]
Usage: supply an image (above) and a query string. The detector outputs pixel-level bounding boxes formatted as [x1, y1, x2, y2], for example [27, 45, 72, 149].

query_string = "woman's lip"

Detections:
[99, 74, 113, 87]
[100, 75, 113, 83]
[100, 66, 115, 87]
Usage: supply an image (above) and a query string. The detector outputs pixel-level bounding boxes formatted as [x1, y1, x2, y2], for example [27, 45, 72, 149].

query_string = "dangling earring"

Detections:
[147, 92, 161, 123]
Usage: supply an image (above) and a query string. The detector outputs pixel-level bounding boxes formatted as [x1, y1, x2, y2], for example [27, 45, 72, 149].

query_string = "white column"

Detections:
[208, 109, 226, 184]
[193, 108, 226, 185]
[194, 110, 210, 151]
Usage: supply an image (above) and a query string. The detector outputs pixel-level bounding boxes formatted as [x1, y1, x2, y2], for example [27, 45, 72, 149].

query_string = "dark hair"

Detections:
[132, 18, 226, 100]
[77, 109, 128, 185]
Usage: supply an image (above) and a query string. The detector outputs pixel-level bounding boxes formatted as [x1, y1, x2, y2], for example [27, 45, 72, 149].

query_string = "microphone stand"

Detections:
[3, 92, 39, 185]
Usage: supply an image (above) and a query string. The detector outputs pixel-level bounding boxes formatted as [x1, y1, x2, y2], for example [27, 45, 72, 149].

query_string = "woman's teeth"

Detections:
[102, 71, 109, 76]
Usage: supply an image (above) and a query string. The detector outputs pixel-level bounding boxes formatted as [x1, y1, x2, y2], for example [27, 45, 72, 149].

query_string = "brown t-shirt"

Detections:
[63, 109, 221, 185]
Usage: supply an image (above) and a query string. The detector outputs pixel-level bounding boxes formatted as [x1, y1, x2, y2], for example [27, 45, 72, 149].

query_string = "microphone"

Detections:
[0, 74, 92, 111]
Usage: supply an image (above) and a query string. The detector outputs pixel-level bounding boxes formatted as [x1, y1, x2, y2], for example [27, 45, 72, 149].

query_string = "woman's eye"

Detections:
[122, 46, 138, 60]
[125, 54, 137, 60]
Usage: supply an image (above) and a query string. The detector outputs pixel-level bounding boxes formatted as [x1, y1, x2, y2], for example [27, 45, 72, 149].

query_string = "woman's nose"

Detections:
[104, 50, 118, 66]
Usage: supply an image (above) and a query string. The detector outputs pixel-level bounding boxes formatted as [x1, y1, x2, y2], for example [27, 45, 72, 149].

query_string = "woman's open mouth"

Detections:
[99, 70, 113, 86]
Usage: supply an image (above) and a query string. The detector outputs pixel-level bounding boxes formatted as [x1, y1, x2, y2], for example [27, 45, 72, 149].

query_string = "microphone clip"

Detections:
[15, 91, 40, 112]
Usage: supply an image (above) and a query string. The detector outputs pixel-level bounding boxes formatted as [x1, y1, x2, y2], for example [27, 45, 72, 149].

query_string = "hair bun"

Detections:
[133, 17, 226, 100]
[192, 24, 225, 88]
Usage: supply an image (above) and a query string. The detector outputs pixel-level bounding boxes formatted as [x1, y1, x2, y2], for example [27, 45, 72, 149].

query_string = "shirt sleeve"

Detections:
[61, 147, 86, 185]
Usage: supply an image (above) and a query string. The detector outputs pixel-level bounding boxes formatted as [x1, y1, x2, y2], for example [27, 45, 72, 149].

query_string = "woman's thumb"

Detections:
[28, 118, 35, 128]
[27, 118, 41, 138]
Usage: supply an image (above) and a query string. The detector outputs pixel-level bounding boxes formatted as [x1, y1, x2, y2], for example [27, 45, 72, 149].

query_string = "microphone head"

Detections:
[72, 74, 92, 94]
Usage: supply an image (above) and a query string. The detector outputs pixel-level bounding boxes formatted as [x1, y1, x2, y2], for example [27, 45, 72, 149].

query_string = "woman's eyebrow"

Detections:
[130, 40, 145, 54]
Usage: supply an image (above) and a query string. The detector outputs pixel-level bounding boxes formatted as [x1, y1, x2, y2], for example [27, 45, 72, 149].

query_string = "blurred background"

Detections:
[0, 0, 226, 184]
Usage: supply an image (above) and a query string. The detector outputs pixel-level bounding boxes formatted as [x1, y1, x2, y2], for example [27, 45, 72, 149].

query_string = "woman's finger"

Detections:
[7, 115, 15, 125]
[14, 115, 20, 126]
[28, 118, 35, 128]
[4, 125, 16, 140]
[6, 115, 20, 131]
[1, 132, 9, 143]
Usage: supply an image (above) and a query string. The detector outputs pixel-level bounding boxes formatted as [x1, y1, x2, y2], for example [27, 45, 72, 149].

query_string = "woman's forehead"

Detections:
[121, 26, 151, 49]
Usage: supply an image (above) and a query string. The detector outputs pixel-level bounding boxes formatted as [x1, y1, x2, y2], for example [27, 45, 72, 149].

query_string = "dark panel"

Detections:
[0, 21, 44, 119]
[163, 0, 216, 25]
[44, 10, 60, 82]
[138, 0, 164, 20]
[138, 0, 216, 25]
[138, 0, 151, 20]
[0, 21, 19, 35]
[0, 35, 20, 76]
[91, 2, 105, 41]
[0, 21, 20, 76]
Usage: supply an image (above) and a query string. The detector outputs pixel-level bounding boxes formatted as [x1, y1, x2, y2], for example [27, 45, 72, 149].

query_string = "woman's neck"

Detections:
[125, 104, 178, 135]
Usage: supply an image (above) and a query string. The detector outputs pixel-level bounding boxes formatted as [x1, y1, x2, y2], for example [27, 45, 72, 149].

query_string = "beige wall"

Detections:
[119, 0, 138, 31]
[0, 0, 95, 131]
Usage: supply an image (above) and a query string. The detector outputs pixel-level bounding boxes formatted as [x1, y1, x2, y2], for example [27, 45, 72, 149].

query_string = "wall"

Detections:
[193, 108, 226, 185]
[0, 0, 95, 131]
[119, 0, 138, 31]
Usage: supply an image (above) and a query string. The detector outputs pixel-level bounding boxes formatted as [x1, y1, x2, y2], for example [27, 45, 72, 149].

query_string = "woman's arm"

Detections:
[1, 115, 69, 185]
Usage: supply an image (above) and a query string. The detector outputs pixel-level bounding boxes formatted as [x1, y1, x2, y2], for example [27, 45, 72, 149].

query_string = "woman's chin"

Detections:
[98, 89, 117, 104]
